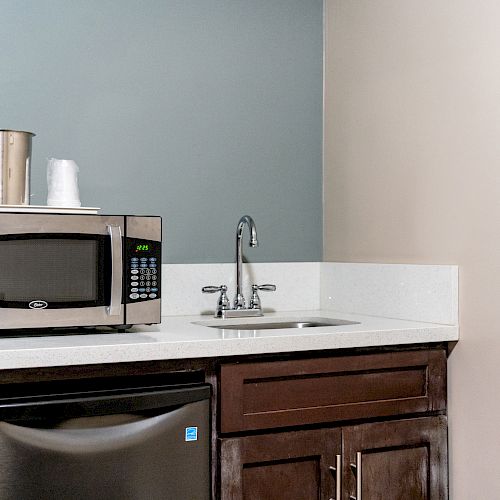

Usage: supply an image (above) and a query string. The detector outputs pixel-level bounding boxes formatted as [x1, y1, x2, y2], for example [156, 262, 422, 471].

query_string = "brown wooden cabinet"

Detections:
[219, 416, 447, 500]
[342, 416, 448, 500]
[220, 428, 341, 500]
[218, 348, 449, 500]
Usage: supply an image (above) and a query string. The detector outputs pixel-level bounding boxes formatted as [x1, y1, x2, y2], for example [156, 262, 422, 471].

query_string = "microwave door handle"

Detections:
[106, 225, 123, 317]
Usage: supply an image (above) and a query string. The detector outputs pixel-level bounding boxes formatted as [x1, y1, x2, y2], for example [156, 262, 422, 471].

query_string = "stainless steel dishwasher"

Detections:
[0, 374, 211, 500]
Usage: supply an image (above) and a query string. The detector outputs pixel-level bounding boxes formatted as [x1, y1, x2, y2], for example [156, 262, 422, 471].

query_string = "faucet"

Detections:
[234, 215, 258, 309]
[202, 215, 276, 318]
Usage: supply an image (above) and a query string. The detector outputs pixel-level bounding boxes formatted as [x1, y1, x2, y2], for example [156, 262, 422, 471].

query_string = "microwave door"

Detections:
[0, 214, 125, 330]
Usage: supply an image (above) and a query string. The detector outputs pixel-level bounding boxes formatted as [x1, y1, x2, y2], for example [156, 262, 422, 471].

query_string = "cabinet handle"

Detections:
[349, 451, 362, 500]
[328, 454, 341, 500]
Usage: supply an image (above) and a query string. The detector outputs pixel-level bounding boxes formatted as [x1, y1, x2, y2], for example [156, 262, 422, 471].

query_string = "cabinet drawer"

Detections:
[219, 349, 446, 433]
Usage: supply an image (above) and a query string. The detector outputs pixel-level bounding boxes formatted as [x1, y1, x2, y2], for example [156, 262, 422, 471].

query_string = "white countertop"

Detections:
[0, 310, 458, 370]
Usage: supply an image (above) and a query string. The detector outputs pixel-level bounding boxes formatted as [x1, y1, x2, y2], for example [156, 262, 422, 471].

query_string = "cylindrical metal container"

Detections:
[0, 130, 35, 205]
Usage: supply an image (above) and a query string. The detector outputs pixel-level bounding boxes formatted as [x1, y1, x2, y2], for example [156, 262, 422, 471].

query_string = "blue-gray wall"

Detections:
[0, 0, 323, 263]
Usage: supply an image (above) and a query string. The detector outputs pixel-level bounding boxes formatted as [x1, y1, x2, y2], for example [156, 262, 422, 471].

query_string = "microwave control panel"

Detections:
[125, 238, 161, 303]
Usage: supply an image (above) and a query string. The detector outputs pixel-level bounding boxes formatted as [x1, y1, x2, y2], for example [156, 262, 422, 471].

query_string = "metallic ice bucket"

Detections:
[0, 130, 35, 205]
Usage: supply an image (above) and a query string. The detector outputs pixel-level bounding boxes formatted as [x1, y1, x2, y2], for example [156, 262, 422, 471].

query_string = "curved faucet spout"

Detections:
[235, 215, 258, 308]
[237, 215, 259, 248]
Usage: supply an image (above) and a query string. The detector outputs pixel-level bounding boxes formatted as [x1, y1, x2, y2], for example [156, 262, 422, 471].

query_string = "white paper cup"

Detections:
[47, 158, 81, 207]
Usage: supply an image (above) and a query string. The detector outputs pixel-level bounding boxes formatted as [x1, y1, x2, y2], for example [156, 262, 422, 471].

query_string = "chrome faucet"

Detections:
[234, 215, 258, 309]
[202, 215, 276, 318]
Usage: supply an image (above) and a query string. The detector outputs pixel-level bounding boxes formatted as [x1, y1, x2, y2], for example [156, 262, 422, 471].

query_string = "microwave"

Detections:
[0, 213, 161, 331]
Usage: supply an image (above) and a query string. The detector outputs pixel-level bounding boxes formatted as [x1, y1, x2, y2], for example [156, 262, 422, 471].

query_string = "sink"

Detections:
[201, 317, 359, 330]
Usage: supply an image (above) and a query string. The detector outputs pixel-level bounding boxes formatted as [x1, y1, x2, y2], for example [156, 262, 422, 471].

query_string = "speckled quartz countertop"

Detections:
[0, 310, 458, 370]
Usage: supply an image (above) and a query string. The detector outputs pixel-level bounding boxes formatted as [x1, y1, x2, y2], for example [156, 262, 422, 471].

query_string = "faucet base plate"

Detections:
[216, 309, 263, 319]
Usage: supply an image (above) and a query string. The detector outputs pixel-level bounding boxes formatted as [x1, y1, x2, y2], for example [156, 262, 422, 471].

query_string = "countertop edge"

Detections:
[0, 310, 459, 370]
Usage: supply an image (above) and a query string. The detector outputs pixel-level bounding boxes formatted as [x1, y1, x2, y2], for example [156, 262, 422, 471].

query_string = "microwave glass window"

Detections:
[0, 239, 98, 302]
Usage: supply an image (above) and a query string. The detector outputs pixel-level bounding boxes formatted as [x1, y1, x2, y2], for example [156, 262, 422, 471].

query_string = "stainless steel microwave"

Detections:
[0, 213, 161, 331]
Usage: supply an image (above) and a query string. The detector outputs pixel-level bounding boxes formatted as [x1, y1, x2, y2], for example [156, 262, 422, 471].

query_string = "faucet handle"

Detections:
[202, 285, 231, 318]
[202, 285, 227, 294]
[253, 284, 276, 292]
[250, 284, 276, 310]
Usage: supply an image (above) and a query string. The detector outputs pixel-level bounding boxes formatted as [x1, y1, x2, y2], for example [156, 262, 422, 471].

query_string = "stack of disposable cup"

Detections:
[46, 158, 81, 207]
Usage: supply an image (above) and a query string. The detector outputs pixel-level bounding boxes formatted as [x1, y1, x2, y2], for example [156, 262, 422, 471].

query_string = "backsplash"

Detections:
[321, 263, 458, 325]
[161, 262, 458, 324]
[161, 262, 320, 316]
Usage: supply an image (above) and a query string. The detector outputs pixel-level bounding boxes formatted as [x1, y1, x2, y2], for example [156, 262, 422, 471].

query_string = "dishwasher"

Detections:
[0, 373, 211, 500]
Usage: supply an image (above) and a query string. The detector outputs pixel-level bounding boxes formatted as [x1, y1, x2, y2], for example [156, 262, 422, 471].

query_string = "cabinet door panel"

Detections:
[243, 458, 320, 500]
[342, 416, 448, 500]
[220, 428, 341, 500]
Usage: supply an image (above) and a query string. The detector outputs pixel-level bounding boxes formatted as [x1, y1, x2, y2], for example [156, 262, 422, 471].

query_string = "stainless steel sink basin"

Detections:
[202, 317, 359, 330]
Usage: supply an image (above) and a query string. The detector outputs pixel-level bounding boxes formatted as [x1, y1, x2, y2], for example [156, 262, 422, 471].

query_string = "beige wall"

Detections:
[324, 1, 500, 498]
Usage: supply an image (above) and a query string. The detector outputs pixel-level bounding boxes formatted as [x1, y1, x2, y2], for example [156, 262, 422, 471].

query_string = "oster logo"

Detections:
[29, 301, 48, 309]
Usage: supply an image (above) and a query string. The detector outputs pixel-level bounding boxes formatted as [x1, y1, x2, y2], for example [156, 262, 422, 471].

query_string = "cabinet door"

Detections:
[342, 416, 448, 500]
[220, 428, 341, 500]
